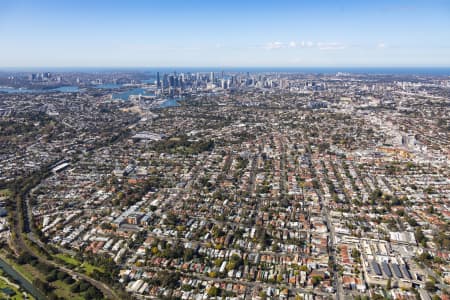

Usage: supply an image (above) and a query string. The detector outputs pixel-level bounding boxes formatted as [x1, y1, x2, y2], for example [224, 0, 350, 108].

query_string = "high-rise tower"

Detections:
[156, 72, 161, 88]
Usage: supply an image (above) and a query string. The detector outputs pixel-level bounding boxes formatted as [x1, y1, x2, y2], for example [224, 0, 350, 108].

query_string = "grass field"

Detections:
[80, 262, 104, 275]
[53, 253, 104, 275]
[51, 280, 84, 300]
[22, 264, 47, 281]
[54, 253, 81, 267]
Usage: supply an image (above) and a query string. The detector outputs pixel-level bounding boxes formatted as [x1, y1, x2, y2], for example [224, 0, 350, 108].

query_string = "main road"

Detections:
[318, 190, 344, 300]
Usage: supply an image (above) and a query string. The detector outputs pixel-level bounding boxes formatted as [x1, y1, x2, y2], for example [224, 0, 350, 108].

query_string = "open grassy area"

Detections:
[53, 253, 104, 275]
[51, 280, 84, 300]
[21, 264, 47, 282]
[80, 262, 104, 275]
[54, 253, 81, 267]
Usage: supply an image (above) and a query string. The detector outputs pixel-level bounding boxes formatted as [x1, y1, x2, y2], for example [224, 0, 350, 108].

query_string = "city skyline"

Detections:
[1, 0, 450, 68]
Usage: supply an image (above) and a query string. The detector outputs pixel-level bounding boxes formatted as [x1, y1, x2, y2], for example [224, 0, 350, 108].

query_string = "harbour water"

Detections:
[112, 88, 151, 100]
[92, 83, 123, 89]
[112, 88, 182, 108]
[0, 86, 80, 93]
[0, 84, 181, 108]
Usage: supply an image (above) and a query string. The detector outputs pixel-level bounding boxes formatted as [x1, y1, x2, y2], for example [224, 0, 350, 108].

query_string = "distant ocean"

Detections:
[2, 67, 450, 76]
[141, 67, 450, 76]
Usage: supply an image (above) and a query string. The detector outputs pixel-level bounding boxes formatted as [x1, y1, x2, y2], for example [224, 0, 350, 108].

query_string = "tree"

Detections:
[425, 280, 437, 292]
[181, 284, 192, 292]
[79, 280, 91, 292]
[415, 228, 427, 246]
[207, 286, 219, 297]
[70, 281, 81, 293]
[84, 286, 103, 300]
[48, 294, 61, 300]
[272, 243, 280, 252]
[17, 251, 36, 265]
[46, 270, 58, 282]
[351, 248, 361, 263]
[371, 294, 385, 300]
[33, 278, 52, 293]
[225, 261, 236, 272]
[418, 251, 433, 264]
[277, 274, 283, 283]
[208, 271, 217, 278]
[433, 230, 450, 250]
[57, 270, 68, 281]
[311, 276, 322, 286]
[64, 276, 75, 285]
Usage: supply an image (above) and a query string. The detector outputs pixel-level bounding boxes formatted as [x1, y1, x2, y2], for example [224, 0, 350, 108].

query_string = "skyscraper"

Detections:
[156, 72, 161, 88]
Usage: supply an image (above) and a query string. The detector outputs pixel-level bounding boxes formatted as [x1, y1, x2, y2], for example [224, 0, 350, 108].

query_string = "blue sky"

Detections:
[1, 0, 449, 67]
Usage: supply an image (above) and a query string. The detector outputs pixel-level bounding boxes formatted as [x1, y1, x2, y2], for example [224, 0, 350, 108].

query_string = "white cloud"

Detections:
[265, 40, 313, 50]
[265, 41, 285, 50]
[305, 41, 315, 48]
[295, 41, 316, 48]
[377, 42, 387, 49]
[264, 40, 346, 51]
[317, 42, 346, 50]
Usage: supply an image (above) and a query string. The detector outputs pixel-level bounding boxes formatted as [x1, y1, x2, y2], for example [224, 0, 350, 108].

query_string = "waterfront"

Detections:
[159, 97, 181, 108]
